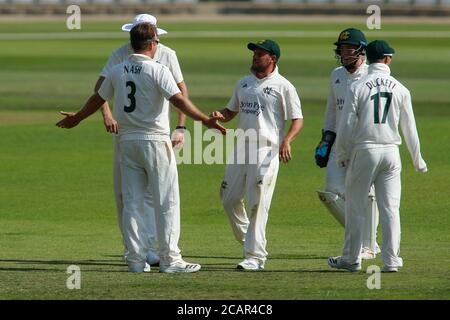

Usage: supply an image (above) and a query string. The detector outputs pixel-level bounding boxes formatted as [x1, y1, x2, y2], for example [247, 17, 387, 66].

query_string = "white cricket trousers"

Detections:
[326, 148, 347, 197]
[113, 136, 158, 253]
[119, 138, 182, 268]
[343, 146, 403, 268]
[220, 146, 279, 264]
[327, 147, 379, 251]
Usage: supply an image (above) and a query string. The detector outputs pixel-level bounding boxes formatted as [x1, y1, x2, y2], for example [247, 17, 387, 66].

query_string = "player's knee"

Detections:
[325, 184, 345, 197]
[220, 180, 233, 204]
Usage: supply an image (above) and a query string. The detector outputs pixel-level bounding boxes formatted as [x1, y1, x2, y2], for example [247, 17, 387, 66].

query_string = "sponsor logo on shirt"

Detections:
[240, 101, 265, 116]
[263, 86, 274, 95]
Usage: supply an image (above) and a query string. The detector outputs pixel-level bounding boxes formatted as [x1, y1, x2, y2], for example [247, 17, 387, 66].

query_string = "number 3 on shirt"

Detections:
[124, 81, 136, 113]
[371, 92, 392, 124]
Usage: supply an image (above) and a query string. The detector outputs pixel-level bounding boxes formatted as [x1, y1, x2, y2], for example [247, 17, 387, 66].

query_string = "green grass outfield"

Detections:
[0, 17, 449, 300]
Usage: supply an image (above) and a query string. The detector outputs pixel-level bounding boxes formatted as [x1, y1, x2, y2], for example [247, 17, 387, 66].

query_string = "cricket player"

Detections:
[328, 40, 428, 272]
[314, 28, 380, 259]
[212, 40, 303, 270]
[97, 14, 188, 266]
[57, 23, 226, 273]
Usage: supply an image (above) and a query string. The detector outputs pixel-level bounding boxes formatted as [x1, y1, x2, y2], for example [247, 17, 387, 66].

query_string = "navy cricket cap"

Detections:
[247, 39, 281, 60]
[367, 40, 395, 60]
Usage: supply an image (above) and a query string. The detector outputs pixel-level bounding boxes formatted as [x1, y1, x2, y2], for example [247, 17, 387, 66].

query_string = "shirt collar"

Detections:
[127, 42, 161, 61]
[251, 65, 279, 81]
[368, 63, 391, 75]
[128, 53, 154, 62]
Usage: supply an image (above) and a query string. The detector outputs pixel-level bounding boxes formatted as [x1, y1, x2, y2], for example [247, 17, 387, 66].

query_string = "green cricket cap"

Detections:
[247, 39, 281, 60]
[334, 28, 367, 47]
[367, 40, 395, 60]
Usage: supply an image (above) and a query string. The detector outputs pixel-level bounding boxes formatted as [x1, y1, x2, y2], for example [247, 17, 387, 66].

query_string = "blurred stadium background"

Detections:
[0, 0, 449, 17]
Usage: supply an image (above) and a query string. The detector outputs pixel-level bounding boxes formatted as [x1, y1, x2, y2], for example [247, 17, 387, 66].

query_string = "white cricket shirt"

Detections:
[336, 63, 427, 172]
[226, 66, 303, 145]
[323, 64, 368, 133]
[98, 54, 181, 140]
[100, 43, 184, 84]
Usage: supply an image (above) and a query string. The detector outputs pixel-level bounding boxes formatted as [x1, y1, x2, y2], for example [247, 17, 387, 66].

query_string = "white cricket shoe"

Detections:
[360, 247, 377, 260]
[128, 262, 151, 273]
[236, 258, 265, 271]
[381, 266, 399, 273]
[328, 256, 361, 272]
[159, 260, 201, 273]
[146, 250, 160, 266]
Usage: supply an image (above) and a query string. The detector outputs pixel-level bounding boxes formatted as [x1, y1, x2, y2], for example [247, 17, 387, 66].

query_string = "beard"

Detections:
[251, 62, 267, 73]
[342, 57, 358, 71]
[251, 65, 264, 73]
[341, 55, 364, 72]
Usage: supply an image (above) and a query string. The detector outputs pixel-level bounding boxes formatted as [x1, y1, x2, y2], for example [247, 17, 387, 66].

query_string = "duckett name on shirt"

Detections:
[365, 77, 397, 91]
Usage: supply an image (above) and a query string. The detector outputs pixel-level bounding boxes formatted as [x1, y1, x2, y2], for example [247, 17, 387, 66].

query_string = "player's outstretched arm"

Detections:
[95, 76, 118, 134]
[56, 93, 106, 129]
[171, 81, 189, 149]
[169, 93, 226, 135]
[176, 81, 189, 125]
[210, 109, 238, 123]
[279, 118, 303, 164]
[172, 105, 187, 148]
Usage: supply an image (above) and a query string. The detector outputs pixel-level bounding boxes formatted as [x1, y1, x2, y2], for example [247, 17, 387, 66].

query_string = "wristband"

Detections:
[176, 126, 186, 130]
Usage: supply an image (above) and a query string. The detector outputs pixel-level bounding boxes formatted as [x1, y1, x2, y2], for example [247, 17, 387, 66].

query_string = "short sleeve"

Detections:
[100, 44, 130, 77]
[166, 51, 184, 84]
[225, 80, 241, 112]
[97, 74, 114, 101]
[284, 83, 303, 120]
[157, 66, 182, 100]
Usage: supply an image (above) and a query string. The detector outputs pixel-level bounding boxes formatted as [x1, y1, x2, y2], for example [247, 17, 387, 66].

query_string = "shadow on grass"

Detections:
[0, 259, 126, 272]
[0, 254, 337, 273]
[201, 265, 339, 273]
[183, 254, 329, 260]
[0, 258, 129, 273]
[0, 267, 63, 272]
[0, 266, 135, 273]
[0, 258, 123, 267]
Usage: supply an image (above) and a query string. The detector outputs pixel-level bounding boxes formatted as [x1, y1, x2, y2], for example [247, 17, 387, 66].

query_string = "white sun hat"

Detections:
[121, 14, 168, 36]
